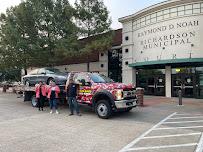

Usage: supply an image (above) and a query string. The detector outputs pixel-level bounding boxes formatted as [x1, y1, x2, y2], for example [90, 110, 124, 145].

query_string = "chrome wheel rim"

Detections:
[97, 103, 108, 117]
[31, 96, 37, 107]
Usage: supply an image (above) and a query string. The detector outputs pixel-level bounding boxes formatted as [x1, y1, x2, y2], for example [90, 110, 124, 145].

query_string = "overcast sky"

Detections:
[0, 0, 165, 29]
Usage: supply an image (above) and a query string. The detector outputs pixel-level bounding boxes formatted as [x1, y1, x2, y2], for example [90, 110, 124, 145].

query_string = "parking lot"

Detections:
[0, 93, 203, 152]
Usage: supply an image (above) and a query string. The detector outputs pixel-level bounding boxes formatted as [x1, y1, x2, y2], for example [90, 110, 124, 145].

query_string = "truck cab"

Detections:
[70, 72, 138, 119]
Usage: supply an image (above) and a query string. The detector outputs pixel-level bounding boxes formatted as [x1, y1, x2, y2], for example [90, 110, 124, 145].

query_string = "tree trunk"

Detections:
[87, 54, 90, 72]
[24, 68, 27, 75]
[87, 62, 90, 72]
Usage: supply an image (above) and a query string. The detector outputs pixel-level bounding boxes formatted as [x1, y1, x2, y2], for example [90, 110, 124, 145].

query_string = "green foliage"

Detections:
[75, 0, 111, 37]
[0, 0, 112, 73]
[0, 0, 78, 70]
[74, 0, 112, 71]
[0, 69, 21, 82]
[79, 31, 114, 55]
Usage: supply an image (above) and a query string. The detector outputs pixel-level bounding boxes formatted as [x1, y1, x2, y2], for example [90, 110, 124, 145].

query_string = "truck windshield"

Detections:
[90, 73, 114, 83]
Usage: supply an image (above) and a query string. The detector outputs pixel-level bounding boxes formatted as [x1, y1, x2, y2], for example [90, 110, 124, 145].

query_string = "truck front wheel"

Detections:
[95, 100, 112, 119]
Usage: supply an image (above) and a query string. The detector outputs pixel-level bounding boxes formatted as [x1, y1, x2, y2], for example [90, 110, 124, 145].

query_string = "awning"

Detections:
[129, 58, 203, 69]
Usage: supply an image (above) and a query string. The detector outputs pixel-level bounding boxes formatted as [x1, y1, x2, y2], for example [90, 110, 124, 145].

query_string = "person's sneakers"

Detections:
[50, 110, 53, 114]
[41, 108, 44, 111]
[69, 113, 74, 116]
[38, 109, 41, 111]
[77, 113, 82, 116]
[56, 110, 59, 114]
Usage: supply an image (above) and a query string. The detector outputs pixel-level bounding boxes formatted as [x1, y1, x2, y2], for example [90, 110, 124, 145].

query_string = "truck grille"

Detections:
[123, 90, 136, 99]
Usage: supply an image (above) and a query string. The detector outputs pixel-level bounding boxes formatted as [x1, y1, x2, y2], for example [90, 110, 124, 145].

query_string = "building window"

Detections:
[170, 7, 177, 17]
[125, 61, 129, 65]
[101, 64, 104, 68]
[178, 10, 185, 16]
[134, 2, 203, 29]
[193, 3, 200, 9]
[164, 14, 170, 19]
[185, 9, 193, 15]
[185, 4, 193, 10]
[157, 15, 163, 21]
[193, 8, 200, 14]
[125, 36, 129, 41]
[125, 49, 129, 53]
[101, 53, 104, 56]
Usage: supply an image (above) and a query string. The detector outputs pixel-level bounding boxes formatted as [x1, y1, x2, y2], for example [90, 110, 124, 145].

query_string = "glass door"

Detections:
[147, 76, 165, 96]
[172, 73, 195, 98]
[196, 73, 203, 99]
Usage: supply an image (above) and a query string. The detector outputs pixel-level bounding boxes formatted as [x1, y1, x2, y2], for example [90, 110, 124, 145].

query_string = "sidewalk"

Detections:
[144, 95, 203, 107]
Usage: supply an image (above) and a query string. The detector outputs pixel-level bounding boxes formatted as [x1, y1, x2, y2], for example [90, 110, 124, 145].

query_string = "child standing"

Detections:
[47, 81, 60, 114]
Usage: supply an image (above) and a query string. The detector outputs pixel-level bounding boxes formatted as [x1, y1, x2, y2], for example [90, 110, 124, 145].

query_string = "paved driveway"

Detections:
[0, 93, 202, 152]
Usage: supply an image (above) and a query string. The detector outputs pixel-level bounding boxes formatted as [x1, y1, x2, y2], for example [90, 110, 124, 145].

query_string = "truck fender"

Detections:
[91, 90, 116, 109]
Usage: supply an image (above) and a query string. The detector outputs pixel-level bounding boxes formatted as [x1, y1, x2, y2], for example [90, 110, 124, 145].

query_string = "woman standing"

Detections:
[47, 81, 60, 114]
[35, 81, 46, 111]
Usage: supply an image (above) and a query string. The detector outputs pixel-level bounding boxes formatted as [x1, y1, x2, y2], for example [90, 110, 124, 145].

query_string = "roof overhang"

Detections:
[119, 0, 202, 23]
[129, 58, 203, 69]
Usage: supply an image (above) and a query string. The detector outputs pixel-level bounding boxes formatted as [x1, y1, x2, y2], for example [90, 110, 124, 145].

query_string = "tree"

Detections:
[75, 0, 112, 71]
[0, 0, 78, 72]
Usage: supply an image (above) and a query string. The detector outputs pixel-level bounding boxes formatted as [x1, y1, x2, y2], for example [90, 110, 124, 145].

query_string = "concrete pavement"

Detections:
[0, 93, 202, 152]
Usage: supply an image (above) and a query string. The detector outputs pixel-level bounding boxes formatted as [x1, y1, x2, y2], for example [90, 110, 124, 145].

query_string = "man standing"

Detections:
[66, 79, 81, 116]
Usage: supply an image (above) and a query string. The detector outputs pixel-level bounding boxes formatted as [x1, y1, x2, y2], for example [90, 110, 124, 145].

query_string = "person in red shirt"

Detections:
[47, 81, 60, 114]
[35, 81, 46, 111]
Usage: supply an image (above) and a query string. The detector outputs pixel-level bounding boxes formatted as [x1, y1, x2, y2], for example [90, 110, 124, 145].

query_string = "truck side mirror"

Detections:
[80, 79, 86, 86]
[85, 82, 91, 86]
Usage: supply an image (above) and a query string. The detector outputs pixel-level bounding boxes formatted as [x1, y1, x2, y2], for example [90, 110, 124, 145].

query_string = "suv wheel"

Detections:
[31, 95, 38, 107]
[25, 80, 30, 87]
[47, 78, 54, 85]
[95, 100, 112, 119]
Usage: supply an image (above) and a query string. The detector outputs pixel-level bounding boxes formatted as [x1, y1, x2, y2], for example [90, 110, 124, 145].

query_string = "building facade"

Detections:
[55, 29, 122, 82]
[119, 0, 203, 98]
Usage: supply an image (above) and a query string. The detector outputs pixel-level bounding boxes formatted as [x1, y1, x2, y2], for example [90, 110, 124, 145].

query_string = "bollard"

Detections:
[136, 88, 144, 106]
[178, 89, 182, 106]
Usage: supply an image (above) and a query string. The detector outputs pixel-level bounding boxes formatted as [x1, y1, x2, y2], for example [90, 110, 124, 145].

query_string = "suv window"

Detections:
[29, 69, 39, 75]
[74, 73, 91, 86]
[38, 68, 46, 74]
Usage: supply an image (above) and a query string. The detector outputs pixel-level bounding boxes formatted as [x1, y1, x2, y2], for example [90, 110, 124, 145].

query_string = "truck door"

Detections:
[74, 73, 92, 103]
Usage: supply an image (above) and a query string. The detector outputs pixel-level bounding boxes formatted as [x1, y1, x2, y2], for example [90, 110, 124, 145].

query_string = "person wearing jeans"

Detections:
[66, 78, 81, 116]
[35, 81, 46, 111]
[47, 81, 60, 114]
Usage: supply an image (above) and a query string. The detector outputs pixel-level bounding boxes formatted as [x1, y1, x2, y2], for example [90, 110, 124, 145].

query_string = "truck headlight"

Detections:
[115, 89, 123, 100]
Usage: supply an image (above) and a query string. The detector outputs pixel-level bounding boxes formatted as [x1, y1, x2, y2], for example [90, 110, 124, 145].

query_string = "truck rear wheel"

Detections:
[31, 95, 38, 107]
[95, 100, 112, 119]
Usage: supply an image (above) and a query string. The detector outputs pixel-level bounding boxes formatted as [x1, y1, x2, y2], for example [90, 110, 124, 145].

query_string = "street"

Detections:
[0, 93, 203, 152]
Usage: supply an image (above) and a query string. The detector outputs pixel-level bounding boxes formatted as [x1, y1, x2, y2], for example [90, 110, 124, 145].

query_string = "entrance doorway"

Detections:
[172, 67, 203, 99]
[196, 73, 203, 99]
[172, 73, 195, 98]
[147, 76, 165, 96]
[136, 69, 165, 96]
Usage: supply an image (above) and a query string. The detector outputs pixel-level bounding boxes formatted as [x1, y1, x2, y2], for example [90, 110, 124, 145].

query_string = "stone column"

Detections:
[122, 68, 136, 85]
[165, 66, 172, 98]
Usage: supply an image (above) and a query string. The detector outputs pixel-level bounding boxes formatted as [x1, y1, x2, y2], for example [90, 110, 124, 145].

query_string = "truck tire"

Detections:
[31, 95, 38, 107]
[95, 100, 112, 119]
[25, 80, 30, 87]
[47, 78, 54, 85]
